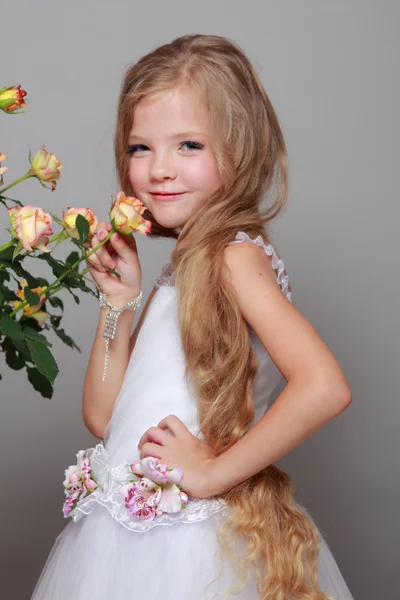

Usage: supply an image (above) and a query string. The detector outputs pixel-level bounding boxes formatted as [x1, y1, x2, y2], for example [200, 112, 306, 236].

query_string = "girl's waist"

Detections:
[62, 442, 228, 533]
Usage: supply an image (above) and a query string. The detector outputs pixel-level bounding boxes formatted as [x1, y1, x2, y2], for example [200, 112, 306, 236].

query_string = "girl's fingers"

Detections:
[89, 233, 115, 270]
[137, 426, 171, 449]
[109, 232, 137, 265]
[140, 442, 163, 460]
[157, 415, 190, 438]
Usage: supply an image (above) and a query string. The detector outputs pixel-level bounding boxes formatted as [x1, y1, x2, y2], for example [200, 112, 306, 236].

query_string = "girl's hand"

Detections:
[86, 221, 142, 305]
[137, 415, 218, 499]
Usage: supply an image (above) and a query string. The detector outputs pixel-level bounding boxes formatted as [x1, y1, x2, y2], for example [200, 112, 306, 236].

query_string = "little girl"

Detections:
[32, 34, 355, 600]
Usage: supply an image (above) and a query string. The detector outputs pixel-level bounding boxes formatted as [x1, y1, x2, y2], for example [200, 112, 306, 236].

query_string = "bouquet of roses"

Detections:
[0, 85, 152, 398]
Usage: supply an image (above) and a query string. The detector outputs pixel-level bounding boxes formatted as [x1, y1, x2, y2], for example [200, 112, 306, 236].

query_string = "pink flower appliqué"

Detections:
[120, 456, 188, 520]
[63, 450, 98, 516]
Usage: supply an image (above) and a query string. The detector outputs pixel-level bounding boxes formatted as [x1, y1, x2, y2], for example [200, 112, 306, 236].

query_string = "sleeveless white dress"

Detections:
[31, 232, 355, 599]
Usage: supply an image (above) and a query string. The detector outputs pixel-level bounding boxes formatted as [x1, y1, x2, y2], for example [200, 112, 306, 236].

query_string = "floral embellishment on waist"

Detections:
[120, 457, 188, 520]
[62, 450, 99, 516]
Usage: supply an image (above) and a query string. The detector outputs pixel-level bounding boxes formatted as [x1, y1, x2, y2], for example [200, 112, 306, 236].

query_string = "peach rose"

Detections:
[62, 206, 98, 241]
[8, 204, 54, 253]
[109, 191, 152, 235]
[29, 146, 62, 191]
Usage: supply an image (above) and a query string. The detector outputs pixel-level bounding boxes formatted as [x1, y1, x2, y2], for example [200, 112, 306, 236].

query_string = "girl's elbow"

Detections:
[324, 383, 353, 416]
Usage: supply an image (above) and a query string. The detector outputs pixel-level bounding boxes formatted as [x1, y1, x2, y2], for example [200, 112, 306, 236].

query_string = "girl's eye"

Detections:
[127, 144, 149, 155]
[180, 141, 205, 152]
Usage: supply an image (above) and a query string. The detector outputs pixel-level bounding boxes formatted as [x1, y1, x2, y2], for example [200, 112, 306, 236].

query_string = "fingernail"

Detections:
[99, 231, 106, 241]
[114, 233, 120, 241]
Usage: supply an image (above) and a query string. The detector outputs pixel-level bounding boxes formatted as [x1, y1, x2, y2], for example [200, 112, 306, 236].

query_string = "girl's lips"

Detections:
[150, 192, 186, 202]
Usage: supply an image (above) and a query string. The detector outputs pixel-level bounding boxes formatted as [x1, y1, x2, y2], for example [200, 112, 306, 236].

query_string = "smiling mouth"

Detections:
[150, 192, 186, 201]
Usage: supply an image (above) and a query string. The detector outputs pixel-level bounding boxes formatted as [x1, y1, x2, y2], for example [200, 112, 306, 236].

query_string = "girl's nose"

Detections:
[149, 152, 177, 181]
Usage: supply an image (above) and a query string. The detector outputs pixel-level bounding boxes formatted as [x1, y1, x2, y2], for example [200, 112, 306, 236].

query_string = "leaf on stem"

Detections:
[0, 314, 24, 340]
[25, 337, 58, 383]
[48, 296, 64, 310]
[27, 366, 53, 399]
[24, 287, 41, 307]
[76, 214, 89, 243]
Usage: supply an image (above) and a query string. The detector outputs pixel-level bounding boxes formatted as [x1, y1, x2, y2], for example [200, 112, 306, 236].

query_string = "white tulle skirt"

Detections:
[31, 503, 354, 600]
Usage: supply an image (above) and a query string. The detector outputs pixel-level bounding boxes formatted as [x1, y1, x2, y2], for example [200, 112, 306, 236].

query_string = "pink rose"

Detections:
[29, 146, 62, 191]
[8, 204, 53, 253]
[62, 206, 98, 241]
[109, 191, 152, 235]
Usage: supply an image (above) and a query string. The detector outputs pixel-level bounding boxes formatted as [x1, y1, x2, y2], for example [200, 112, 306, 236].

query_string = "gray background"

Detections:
[1, 1, 398, 598]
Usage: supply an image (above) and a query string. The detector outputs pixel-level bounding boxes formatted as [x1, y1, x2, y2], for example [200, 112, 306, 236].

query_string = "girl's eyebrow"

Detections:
[128, 131, 208, 144]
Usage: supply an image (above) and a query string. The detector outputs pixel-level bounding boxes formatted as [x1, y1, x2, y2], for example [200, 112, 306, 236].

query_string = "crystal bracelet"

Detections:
[99, 290, 143, 381]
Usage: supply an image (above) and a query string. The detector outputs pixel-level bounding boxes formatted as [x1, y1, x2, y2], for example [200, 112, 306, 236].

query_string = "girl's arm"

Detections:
[138, 243, 352, 499]
[82, 286, 157, 439]
[206, 242, 352, 496]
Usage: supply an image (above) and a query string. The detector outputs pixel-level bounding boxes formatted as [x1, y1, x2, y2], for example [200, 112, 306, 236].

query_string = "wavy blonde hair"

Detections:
[115, 34, 333, 600]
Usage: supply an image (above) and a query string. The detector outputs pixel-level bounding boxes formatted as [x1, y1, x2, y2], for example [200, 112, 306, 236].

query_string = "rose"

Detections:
[132, 456, 183, 486]
[62, 206, 98, 241]
[8, 204, 54, 253]
[0, 85, 27, 113]
[11, 279, 48, 325]
[120, 456, 188, 519]
[28, 146, 62, 191]
[109, 191, 152, 235]
[62, 451, 98, 517]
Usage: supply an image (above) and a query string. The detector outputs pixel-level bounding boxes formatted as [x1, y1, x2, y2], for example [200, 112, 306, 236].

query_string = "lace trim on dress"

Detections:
[154, 262, 176, 288]
[67, 444, 229, 532]
[228, 231, 293, 304]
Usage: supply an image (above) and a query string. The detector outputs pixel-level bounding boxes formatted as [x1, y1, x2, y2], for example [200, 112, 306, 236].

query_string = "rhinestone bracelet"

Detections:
[99, 290, 143, 381]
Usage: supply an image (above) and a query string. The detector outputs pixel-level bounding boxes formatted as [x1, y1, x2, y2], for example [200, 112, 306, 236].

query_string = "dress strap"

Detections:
[227, 231, 293, 303]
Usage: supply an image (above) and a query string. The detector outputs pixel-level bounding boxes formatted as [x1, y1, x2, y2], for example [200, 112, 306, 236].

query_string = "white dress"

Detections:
[31, 232, 355, 599]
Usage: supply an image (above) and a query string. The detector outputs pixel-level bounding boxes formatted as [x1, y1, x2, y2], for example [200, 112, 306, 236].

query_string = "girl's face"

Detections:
[128, 86, 221, 229]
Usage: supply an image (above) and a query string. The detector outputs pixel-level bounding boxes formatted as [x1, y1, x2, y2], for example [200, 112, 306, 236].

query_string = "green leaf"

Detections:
[0, 245, 15, 261]
[35, 277, 49, 287]
[76, 214, 89, 243]
[0, 287, 19, 302]
[24, 287, 41, 306]
[25, 338, 59, 383]
[66, 251, 80, 267]
[53, 327, 81, 352]
[50, 314, 62, 327]
[1, 258, 40, 288]
[0, 315, 24, 340]
[5, 346, 25, 370]
[1, 334, 30, 360]
[23, 326, 52, 347]
[49, 296, 64, 310]
[27, 366, 53, 399]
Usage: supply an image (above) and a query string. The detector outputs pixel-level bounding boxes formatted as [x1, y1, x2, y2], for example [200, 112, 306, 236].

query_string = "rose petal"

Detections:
[157, 485, 183, 514]
[166, 467, 183, 485]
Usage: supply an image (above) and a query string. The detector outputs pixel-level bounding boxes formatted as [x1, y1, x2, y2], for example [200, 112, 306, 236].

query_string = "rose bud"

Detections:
[8, 204, 54, 253]
[110, 191, 152, 235]
[29, 146, 62, 191]
[62, 207, 98, 241]
[0, 85, 27, 113]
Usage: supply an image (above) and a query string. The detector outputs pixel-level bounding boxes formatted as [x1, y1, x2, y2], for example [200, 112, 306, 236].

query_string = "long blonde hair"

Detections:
[115, 34, 332, 600]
